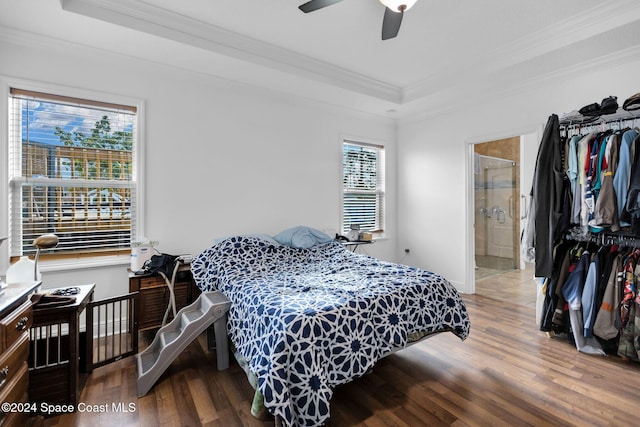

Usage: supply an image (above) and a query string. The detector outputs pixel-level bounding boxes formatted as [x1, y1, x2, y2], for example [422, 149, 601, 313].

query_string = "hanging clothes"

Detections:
[593, 250, 624, 340]
[561, 250, 606, 356]
[534, 103, 640, 362]
[619, 249, 639, 329]
[530, 114, 562, 277]
[566, 134, 581, 195]
[594, 132, 622, 230]
[539, 241, 572, 332]
[578, 133, 597, 231]
[622, 131, 640, 233]
[617, 248, 640, 360]
[613, 129, 638, 227]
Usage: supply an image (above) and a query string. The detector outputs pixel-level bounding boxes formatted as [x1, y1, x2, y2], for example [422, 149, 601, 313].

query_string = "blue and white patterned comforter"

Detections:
[192, 236, 470, 427]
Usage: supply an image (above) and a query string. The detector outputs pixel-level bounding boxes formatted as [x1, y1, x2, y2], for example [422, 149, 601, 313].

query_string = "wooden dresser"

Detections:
[0, 281, 40, 427]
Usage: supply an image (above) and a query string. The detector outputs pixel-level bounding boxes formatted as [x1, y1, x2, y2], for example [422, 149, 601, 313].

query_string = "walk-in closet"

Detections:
[526, 93, 640, 361]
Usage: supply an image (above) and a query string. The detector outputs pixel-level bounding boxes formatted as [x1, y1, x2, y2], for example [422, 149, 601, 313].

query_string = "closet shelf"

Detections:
[559, 107, 640, 127]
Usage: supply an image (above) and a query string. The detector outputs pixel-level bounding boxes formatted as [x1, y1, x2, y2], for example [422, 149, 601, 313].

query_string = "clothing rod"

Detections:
[566, 229, 640, 249]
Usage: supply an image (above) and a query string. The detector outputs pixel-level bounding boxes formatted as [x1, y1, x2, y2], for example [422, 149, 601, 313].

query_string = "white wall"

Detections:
[397, 59, 640, 293]
[0, 38, 398, 299]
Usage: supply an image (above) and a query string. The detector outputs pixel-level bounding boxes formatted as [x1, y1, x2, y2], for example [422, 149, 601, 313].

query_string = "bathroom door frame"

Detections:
[465, 126, 542, 294]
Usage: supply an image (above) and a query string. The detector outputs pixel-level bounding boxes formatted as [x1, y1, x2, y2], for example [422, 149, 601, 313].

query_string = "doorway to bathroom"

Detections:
[467, 130, 539, 306]
[474, 137, 520, 279]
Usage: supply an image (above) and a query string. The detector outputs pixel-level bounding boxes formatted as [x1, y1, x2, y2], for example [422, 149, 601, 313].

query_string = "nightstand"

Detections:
[341, 240, 374, 252]
[128, 266, 200, 332]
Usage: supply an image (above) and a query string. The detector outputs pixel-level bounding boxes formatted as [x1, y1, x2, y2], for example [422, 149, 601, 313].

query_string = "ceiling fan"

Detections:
[298, 0, 418, 40]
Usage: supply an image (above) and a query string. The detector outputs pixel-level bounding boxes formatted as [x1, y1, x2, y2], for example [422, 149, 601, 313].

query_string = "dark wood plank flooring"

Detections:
[45, 270, 640, 426]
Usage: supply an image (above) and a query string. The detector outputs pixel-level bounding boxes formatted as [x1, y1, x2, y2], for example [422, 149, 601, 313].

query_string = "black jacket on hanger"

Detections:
[533, 114, 562, 277]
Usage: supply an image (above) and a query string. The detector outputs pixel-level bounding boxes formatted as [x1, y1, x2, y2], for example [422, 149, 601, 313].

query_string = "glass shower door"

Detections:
[475, 154, 518, 276]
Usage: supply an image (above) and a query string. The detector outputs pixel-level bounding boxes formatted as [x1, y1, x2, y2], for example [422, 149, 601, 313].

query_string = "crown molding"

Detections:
[487, 0, 640, 73]
[399, 43, 640, 126]
[403, 0, 640, 103]
[0, 25, 397, 124]
[60, 0, 402, 104]
[6, 18, 635, 125]
[497, 44, 640, 103]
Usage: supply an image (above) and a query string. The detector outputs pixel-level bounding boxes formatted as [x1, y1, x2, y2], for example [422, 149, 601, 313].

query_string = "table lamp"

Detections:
[33, 234, 59, 281]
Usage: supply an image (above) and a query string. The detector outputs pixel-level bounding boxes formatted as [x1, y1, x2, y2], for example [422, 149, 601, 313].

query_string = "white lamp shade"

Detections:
[379, 0, 418, 12]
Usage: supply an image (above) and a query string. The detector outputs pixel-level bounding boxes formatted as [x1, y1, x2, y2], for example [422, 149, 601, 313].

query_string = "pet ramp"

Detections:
[136, 291, 231, 397]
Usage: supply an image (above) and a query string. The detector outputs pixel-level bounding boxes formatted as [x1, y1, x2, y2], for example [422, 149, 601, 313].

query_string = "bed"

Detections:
[191, 229, 470, 427]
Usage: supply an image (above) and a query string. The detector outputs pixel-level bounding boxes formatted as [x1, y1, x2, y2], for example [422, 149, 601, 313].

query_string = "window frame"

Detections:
[1, 78, 145, 272]
[341, 137, 386, 238]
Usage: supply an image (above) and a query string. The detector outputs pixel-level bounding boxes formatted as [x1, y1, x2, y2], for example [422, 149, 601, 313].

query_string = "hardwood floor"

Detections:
[475, 263, 538, 309]
[44, 270, 640, 427]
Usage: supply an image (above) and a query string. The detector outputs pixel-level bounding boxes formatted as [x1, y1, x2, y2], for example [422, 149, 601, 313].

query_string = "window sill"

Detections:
[38, 254, 131, 273]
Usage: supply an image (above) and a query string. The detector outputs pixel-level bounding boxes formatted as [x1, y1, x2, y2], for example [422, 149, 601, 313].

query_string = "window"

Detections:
[342, 139, 385, 235]
[7, 88, 139, 261]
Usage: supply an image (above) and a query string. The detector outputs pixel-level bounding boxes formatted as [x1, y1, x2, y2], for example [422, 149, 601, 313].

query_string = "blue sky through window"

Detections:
[20, 98, 134, 147]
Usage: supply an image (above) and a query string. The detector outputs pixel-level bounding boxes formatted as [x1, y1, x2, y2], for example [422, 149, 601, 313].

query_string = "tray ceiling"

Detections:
[2, 0, 640, 119]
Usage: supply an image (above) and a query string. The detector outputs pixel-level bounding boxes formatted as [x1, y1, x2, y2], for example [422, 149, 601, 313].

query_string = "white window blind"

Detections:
[342, 140, 385, 235]
[8, 88, 138, 259]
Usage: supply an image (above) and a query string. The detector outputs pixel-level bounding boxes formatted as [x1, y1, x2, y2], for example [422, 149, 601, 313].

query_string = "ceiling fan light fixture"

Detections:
[379, 0, 417, 13]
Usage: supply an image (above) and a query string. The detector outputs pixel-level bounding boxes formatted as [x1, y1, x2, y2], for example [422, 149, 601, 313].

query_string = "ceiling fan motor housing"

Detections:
[379, 0, 418, 13]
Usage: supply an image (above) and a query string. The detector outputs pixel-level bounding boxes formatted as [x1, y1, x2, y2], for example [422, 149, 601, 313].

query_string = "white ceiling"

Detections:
[2, 0, 640, 119]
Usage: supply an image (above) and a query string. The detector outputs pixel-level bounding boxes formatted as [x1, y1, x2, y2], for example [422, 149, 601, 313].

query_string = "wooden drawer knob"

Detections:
[15, 316, 29, 331]
[0, 366, 8, 389]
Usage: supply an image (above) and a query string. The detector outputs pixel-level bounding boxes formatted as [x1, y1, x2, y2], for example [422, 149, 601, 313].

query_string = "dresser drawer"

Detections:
[0, 362, 29, 425]
[139, 275, 166, 289]
[0, 334, 29, 396]
[0, 301, 32, 353]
